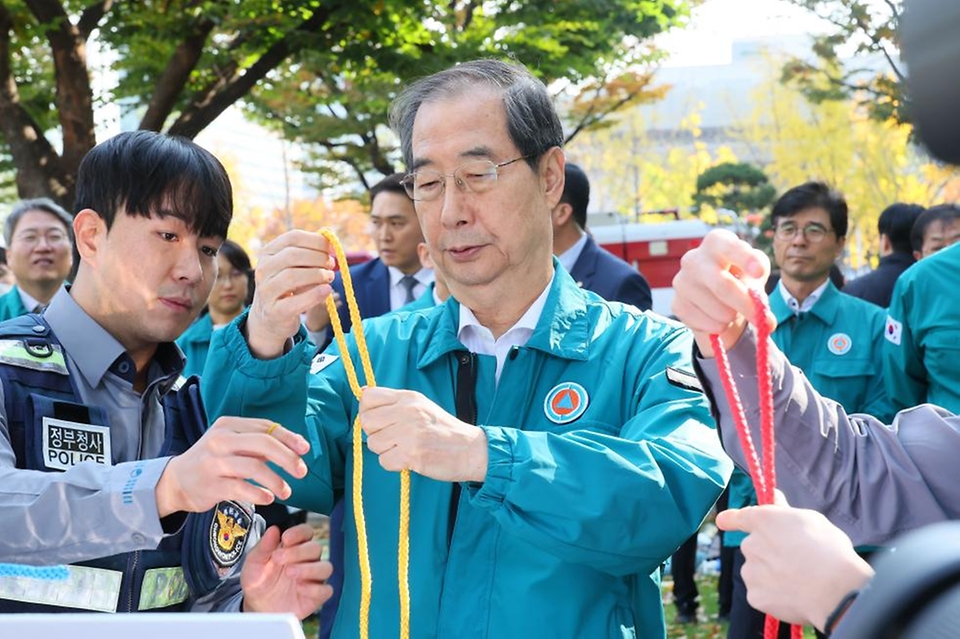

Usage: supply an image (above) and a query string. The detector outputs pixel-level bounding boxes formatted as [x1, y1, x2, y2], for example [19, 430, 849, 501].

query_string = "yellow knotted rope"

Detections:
[319, 229, 411, 639]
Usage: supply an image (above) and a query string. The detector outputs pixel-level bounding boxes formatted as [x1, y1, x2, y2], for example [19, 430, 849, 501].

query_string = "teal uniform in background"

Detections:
[769, 280, 894, 422]
[202, 267, 732, 639]
[884, 243, 960, 413]
[0, 286, 30, 322]
[175, 312, 214, 378]
[726, 280, 894, 546]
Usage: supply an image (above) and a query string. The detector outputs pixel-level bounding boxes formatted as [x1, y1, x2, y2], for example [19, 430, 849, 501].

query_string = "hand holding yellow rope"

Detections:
[319, 229, 411, 639]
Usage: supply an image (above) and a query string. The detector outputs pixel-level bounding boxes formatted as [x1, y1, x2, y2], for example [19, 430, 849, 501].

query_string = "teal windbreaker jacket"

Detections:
[202, 267, 731, 639]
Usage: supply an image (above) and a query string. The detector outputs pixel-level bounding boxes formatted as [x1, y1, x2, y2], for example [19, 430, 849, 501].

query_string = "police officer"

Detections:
[0, 131, 332, 616]
[201, 59, 731, 639]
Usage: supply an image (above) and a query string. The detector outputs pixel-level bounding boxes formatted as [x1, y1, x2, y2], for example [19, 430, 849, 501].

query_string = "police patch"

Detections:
[666, 366, 703, 393]
[827, 333, 852, 356]
[310, 352, 340, 375]
[42, 417, 112, 470]
[543, 382, 589, 425]
[210, 501, 252, 569]
[885, 315, 902, 346]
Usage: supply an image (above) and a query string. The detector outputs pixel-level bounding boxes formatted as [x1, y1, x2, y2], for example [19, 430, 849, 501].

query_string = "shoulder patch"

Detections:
[310, 352, 340, 375]
[210, 500, 253, 572]
[666, 366, 703, 393]
[0, 339, 68, 375]
[885, 315, 902, 346]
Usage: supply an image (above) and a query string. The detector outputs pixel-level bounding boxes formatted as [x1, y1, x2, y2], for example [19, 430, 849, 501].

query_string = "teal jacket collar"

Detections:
[417, 259, 590, 369]
[0, 285, 29, 317]
[771, 280, 842, 326]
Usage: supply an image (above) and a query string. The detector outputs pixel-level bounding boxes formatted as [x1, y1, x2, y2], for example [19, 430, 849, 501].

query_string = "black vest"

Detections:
[0, 314, 252, 613]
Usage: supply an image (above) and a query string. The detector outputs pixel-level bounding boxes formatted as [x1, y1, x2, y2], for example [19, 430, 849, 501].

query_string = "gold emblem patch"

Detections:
[210, 501, 251, 568]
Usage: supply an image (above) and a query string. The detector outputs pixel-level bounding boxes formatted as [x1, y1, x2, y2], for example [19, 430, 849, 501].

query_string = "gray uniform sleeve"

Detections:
[695, 326, 960, 547]
[0, 381, 171, 565]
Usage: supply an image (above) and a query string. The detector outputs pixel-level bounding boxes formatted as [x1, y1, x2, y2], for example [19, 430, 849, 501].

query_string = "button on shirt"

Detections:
[388, 266, 433, 311]
[457, 274, 552, 384]
[44, 288, 184, 461]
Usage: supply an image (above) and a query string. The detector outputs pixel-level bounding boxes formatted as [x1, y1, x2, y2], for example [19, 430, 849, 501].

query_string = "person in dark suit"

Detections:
[305, 173, 432, 345]
[843, 203, 924, 308]
[551, 163, 652, 310]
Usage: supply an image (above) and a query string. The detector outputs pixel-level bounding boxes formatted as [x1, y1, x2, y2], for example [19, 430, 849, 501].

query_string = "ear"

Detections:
[551, 201, 574, 229]
[834, 234, 847, 260]
[539, 147, 566, 210]
[913, 249, 923, 261]
[73, 209, 105, 265]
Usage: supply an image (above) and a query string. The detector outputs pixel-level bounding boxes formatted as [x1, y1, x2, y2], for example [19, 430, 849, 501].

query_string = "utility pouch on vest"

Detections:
[25, 394, 111, 471]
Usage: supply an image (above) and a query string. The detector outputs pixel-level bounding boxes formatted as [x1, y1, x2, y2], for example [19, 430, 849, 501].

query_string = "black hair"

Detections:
[370, 173, 408, 204]
[389, 59, 564, 172]
[217, 239, 254, 306]
[878, 203, 925, 254]
[910, 204, 960, 253]
[561, 163, 590, 230]
[770, 181, 848, 238]
[73, 130, 233, 239]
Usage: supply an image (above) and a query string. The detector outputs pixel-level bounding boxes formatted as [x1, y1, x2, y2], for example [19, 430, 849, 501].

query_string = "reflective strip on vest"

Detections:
[139, 566, 190, 610]
[0, 339, 68, 375]
[0, 565, 122, 612]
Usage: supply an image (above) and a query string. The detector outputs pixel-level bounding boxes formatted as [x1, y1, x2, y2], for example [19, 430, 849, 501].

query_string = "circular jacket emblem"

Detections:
[827, 333, 852, 356]
[544, 382, 589, 424]
[210, 500, 252, 569]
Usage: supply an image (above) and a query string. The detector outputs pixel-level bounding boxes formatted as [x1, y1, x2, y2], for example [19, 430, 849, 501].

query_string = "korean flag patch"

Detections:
[885, 315, 903, 346]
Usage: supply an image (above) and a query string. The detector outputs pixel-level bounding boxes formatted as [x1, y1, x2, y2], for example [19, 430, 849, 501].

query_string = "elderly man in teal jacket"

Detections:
[201, 59, 730, 639]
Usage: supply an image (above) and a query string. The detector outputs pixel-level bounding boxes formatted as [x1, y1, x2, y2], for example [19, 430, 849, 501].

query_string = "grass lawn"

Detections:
[302, 573, 817, 638]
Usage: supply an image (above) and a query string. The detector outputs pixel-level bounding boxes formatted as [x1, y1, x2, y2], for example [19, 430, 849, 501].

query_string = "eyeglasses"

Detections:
[13, 230, 69, 248]
[400, 156, 531, 202]
[774, 222, 834, 243]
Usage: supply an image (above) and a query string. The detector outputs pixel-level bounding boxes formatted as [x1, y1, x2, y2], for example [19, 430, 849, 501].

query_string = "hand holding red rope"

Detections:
[709, 288, 803, 639]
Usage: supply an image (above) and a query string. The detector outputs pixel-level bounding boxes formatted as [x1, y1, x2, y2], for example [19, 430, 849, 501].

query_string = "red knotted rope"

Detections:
[709, 288, 803, 639]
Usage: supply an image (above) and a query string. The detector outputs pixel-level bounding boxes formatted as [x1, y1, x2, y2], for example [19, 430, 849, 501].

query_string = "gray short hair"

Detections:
[389, 59, 564, 171]
[4, 198, 73, 247]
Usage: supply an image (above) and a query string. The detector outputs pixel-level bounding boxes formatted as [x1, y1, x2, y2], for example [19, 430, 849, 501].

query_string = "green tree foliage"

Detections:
[243, 0, 687, 190]
[782, 0, 905, 124]
[693, 162, 777, 216]
[0, 0, 689, 209]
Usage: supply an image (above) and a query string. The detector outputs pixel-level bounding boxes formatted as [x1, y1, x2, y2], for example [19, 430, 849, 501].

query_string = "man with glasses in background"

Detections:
[724, 181, 893, 639]
[0, 198, 74, 321]
[200, 58, 731, 639]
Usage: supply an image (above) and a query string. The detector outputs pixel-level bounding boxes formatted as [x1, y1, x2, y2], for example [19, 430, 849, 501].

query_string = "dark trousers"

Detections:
[672, 532, 699, 614]
[716, 487, 733, 617]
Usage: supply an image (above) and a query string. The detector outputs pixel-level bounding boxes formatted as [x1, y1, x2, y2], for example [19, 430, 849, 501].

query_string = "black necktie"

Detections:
[400, 275, 417, 304]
